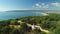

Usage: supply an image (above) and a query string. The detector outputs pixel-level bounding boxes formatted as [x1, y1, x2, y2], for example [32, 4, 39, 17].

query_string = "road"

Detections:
[18, 20, 50, 34]
[27, 24, 50, 33]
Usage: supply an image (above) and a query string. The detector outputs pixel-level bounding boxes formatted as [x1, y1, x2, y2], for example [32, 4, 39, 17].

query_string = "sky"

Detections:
[0, 0, 60, 11]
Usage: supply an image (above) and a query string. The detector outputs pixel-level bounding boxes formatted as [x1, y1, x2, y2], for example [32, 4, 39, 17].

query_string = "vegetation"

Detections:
[0, 13, 60, 34]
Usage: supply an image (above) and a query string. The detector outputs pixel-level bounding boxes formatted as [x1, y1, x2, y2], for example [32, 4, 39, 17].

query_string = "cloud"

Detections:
[0, 8, 30, 11]
[51, 2, 60, 7]
[35, 3, 40, 7]
[43, 4, 49, 8]
[33, 2, 49, 9]
[42, 3, 45, 5]
[33, 3, 41, 8]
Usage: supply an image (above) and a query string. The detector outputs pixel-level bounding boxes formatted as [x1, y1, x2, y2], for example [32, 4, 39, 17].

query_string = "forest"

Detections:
[0, 13, 60, 34]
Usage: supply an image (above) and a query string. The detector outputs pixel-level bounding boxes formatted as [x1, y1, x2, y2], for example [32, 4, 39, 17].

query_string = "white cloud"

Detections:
[51, 2, 60, 7]
[42, 3, 45, 5]
[33, 2, 49, 9]
[0, 8, 9, 11]
[43, 4, 49, 8]
[35, 3, 40, 7]
[39, 5, 41, 8]
[0, 8, 32, 11]
[35, 3, 41, 8]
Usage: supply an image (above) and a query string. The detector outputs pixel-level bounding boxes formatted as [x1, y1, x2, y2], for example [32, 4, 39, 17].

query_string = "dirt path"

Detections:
[27, 24, 50, 33]
[18, 20, 50, 33]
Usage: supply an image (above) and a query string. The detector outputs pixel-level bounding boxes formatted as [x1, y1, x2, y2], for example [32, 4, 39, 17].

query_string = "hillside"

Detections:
[0, 13, 60, 34]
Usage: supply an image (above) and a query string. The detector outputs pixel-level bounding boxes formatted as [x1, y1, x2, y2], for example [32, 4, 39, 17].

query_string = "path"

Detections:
[18, 20, 50, 33]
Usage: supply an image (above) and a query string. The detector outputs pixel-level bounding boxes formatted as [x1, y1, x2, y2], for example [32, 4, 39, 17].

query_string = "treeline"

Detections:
[0, 13, 60, 34]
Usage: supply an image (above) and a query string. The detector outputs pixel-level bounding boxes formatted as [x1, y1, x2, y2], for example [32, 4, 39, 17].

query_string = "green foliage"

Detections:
[10, 20, 16, 25]
[10, 29, 20, 34]
[0, 13, 60, 34]
[20, 23, 27, 31]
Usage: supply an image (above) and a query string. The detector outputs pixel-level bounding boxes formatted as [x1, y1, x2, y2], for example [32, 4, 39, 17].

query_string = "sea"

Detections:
[0, 10, 49, 20]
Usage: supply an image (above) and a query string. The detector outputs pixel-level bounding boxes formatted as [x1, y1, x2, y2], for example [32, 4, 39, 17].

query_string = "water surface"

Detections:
[0, 11, 46, 20]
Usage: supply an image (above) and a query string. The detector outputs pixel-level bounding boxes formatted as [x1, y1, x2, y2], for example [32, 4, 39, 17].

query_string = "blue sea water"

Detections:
[0, 11, 46, 20]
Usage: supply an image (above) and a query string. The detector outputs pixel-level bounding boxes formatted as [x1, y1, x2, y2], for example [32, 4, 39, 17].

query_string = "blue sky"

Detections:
[0, 0, 60, 11]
